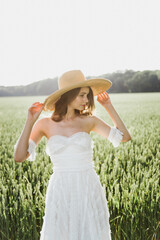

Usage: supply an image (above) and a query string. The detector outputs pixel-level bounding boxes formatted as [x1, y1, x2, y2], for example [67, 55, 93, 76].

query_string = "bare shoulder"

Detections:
[33, 117, 50, 137]
[41, 117, 53, 130]
[39, 117, 51, 124]
[84, 115, 103, 129]
[86, 115, 111, 138]
[28, 118, 47, 145]
[35, 117, 49, 128]
[79, 115, 95, 132]
[86, 115, 95, 125]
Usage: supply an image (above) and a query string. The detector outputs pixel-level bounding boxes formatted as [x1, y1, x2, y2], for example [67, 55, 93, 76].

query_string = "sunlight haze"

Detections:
[0, 0, 160, 86]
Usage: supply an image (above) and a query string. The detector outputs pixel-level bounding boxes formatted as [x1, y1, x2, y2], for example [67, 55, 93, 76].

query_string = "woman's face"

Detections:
[69, 87, 89, 110]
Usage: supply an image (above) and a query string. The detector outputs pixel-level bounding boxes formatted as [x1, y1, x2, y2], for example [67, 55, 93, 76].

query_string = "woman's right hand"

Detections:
[27, 102, 44, 123]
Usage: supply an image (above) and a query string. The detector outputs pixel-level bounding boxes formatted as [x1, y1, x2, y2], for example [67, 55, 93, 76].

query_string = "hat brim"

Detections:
[43, 78, 112, 111]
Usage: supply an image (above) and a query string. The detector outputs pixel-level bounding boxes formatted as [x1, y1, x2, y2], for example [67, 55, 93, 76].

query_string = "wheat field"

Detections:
[0, 93, 160, 240]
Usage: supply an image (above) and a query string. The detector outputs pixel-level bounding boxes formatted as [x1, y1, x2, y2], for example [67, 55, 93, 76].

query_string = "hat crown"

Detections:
[58, 70, 86, 89]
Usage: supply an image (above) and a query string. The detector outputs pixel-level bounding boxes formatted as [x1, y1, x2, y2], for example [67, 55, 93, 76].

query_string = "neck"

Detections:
[63, 107, 77, 121]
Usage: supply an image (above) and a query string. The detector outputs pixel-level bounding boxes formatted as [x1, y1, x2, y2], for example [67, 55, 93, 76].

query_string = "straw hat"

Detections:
[43, 70, 112, 111]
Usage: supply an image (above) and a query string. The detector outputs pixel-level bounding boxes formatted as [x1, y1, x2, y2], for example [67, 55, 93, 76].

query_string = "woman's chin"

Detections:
[74, 106, 85, 111]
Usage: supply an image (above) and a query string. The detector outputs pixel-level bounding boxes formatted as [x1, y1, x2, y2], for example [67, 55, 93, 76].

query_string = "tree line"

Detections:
[88, 69, 160, 93]
[0, 70, 160, 96]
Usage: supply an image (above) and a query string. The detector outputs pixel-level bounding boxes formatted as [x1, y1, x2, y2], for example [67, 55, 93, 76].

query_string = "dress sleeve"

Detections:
[26, 139, 37, 161]
[14, 138, 37, 162]
[107, 127, 124, 148]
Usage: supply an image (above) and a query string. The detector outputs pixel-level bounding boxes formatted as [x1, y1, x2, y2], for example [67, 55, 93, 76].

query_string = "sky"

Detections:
[0, 0, 160, 87]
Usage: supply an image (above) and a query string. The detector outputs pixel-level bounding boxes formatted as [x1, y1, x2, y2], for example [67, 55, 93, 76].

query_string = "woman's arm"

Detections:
[14, 102, 44, 162]
[104, 103, 131, 142]
[14, 119, 35, 162]
[92, 91, 131, 142]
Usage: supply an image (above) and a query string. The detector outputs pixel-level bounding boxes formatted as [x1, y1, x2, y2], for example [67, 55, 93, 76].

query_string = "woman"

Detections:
[14, 70, 131, 240]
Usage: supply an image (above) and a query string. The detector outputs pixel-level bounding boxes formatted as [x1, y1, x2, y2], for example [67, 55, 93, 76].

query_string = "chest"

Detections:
[44, 117, 92, 139]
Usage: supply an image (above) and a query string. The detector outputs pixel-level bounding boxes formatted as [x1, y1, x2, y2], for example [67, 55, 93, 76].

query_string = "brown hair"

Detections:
[51, 87, 95, 122]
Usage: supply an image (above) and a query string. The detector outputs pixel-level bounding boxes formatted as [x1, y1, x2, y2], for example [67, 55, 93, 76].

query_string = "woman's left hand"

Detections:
[97, 91, 112, 107]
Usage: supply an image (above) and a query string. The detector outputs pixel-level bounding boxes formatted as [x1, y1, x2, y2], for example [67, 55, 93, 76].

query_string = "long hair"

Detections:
[51, 87, 95, 122]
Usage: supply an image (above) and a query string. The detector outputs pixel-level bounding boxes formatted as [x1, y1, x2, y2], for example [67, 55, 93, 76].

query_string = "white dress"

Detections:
[14, 127, 123, 240]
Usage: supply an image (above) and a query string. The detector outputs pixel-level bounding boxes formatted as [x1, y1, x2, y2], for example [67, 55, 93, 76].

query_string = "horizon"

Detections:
[1, 68, 160, 87]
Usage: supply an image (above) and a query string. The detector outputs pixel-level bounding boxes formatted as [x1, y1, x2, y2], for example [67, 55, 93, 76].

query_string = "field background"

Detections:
[0, 92, 160, 240]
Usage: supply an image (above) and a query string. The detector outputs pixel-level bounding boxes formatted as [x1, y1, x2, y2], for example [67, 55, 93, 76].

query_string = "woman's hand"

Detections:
[97, 91, 112, 107]
[27, 102, 44, 123]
